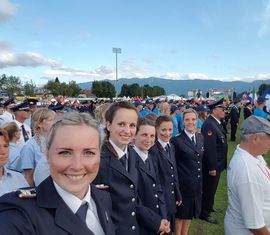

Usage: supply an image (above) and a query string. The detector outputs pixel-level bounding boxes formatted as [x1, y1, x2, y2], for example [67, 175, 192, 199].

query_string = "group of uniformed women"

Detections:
[0, 101, 204, 235]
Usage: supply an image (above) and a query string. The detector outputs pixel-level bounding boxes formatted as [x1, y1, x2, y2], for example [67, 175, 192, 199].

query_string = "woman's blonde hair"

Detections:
[32, 108, 55, 153]
[46, 112, 100, 152]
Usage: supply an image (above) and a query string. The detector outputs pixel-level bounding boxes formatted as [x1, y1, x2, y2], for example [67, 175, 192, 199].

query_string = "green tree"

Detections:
[69, 80, 81, 97]
[23, 80, 36, 96]
[0, 74, 22, 96]
[92, 81, 116, 98]
[55, 77, 60, 83]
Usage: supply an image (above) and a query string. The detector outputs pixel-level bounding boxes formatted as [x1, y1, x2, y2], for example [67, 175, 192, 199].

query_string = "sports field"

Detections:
[189, 114, 270, 235]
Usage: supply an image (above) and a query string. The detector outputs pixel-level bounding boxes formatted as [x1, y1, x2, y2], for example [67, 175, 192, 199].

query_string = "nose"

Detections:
[70, 154, 83, 171]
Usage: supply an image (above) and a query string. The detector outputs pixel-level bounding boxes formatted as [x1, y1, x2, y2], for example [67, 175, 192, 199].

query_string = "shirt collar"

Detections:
[109, 139, 128, 159]
[158, 138, 169, 149]
[133, 145, 148, 162]
[184, 129, 195, 139]
[53, 181, 92, 213]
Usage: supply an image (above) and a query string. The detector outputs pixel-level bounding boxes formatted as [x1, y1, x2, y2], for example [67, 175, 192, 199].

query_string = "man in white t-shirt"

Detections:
[225, 115, 270, 235]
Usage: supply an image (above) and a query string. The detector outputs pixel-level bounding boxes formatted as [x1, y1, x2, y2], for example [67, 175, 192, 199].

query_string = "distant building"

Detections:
[187, 89, 202, 99]
[208, 88, 234, 100]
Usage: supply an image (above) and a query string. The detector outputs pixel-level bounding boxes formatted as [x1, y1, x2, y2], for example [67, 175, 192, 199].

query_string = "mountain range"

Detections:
[78, 77, 270, 96]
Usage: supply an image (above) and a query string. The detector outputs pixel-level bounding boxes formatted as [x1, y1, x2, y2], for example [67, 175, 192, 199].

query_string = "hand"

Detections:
[209, 170, 216, 176]
[176, 200, 182, 206]
[158, 219, 170, 234]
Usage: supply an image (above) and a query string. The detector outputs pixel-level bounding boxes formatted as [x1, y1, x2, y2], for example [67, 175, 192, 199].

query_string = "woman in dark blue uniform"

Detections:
[0, 112, 115, 235]
[171, 108, 204, 235]
[149, 115, 182, 234]
[133, 118, 170, 235]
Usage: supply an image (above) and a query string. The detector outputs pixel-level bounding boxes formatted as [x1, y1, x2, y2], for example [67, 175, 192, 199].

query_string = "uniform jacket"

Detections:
[201, 115, 228, 172]
[149, 141, 182, 215]
[135, 151, 167, 235]
[171, 131, 204, 197]
[0, 176, 115, 235]
[94, 142, 140, 235]
[243, 106, 252, 119]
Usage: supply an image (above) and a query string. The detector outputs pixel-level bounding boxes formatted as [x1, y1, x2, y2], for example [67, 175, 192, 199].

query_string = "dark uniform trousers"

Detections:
[149, 142, 182, 234]
[230, 105, 239, 141]
[135, 152, 167, 235]
[200, 115, 228, 218]
[0, 176, 115, 235]
[94, 142, 161, 235]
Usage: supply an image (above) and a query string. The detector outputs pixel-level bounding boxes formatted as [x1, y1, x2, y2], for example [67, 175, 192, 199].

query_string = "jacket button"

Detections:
[198, 175, 201, 178]
[171, 174, 174, 177]
[198, 168, 201, 171]
[170, 166, 173, 169]
[155, 194, 158, 198]
[197, 154, 199, 157]
[172, 191, 174, 194]
[131, 198, 136, 202]
[156, 205, 159, 208]
[152, 183, 156, 187]
[197, 161, 200, 164]
[130, 184, 134, 189]
[132, 226, 136, 230]
[171, 182, 174, 185]
[131, 211, 135, 216]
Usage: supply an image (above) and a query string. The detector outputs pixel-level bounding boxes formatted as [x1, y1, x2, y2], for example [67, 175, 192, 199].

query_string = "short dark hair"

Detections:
[155, 115, 172, 128]
[136, 117, 155, 133]
[105, 101, 138, 123]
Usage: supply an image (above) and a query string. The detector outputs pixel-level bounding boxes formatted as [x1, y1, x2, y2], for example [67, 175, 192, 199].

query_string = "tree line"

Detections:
[0, 74, 165, 98]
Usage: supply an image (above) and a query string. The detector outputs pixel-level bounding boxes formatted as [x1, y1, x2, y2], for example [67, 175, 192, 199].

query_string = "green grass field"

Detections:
[189, 113, 270, 235]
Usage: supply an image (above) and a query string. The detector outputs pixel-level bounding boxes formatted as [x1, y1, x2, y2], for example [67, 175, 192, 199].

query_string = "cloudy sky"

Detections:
[0, 0, 270, 85]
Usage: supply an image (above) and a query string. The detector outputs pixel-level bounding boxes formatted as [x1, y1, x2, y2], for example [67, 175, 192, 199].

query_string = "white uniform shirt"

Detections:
[225, 145, 270, 235]
[14, 119, 31, 147]
[54, 182, 105, 235]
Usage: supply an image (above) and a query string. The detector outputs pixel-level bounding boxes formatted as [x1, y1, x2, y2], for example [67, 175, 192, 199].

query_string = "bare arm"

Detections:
[250, 226, 270, 235]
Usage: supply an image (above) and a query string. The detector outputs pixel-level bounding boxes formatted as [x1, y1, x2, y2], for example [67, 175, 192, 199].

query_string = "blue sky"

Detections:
[0, 0, 270, 85]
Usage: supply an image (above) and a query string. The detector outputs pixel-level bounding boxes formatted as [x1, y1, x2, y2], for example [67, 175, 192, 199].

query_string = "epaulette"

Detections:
[95, 184, 109, 190]
[16, 187, 36, 199]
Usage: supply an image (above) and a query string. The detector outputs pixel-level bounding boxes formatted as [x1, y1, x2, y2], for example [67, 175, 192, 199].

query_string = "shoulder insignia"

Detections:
[95, 184, 110, 190]
[16, 188, 36, 199]
[207, 130, 213, 136]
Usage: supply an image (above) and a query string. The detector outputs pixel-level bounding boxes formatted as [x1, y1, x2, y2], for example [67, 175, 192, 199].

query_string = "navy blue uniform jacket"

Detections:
[201, 115, 228, 172]
[135, 151, 167, 234]
[149, 142, 182, 215]
[0, 176, 115, 235]
[171, 131, 204, 197]
[94, 142, 161, 235]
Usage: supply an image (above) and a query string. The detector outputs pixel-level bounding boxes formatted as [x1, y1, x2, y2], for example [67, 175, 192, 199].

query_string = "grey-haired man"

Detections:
[225, 115, 270, 235]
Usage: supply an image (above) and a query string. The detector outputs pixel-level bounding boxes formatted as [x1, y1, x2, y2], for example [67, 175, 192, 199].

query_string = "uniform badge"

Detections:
[16, 188, 36, 199]
[207, 130, 213, 136]
[95, 184, 110, 190]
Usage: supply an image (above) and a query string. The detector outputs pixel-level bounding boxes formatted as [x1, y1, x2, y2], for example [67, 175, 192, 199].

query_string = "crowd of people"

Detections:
[0, 94, 268, 235]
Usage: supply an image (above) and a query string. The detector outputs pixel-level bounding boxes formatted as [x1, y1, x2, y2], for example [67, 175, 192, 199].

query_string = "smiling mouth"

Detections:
[65, 174, 85, 180]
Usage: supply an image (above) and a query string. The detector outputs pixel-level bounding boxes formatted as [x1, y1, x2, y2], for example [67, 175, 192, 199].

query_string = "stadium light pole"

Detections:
[112, 47, 121, 98]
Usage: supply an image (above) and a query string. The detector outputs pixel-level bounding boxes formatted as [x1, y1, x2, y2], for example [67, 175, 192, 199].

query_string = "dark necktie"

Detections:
[21, 125, 29, 142]
[120, 154, 128, 171]
[165, 144, 171, 158]
[191, 135, 196, 146]
[76, 202, 88, 224]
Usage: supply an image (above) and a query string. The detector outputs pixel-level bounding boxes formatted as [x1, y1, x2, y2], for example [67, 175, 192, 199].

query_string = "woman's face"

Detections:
[184, 112, 197, 134]
[156, 121, 173, 143]
[48, 125, 100, 200]
[106, 108, 138, 150]
[0, 136, 9, 167]
[134, 125, 156, 153]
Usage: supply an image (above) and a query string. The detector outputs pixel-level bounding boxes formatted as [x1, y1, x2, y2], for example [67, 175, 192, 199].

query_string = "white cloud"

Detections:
[0, 51, 61, 68]
[0, 0, 18, 24]
[258, 0, 270, 38]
